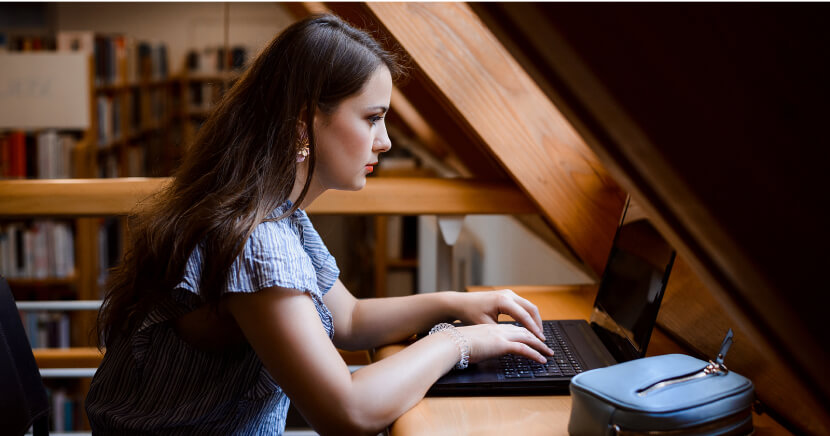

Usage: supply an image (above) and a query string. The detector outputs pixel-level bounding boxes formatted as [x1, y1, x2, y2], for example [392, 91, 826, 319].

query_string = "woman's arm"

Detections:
[226, 286, 552, 436]
[323, 279, 545, 351]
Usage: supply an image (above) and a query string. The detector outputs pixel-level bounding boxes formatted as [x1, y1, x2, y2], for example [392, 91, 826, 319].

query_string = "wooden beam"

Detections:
[0, 178, 169, 217]
[364, 3, 626, 276]
[323, 2, 510, 180]
[0, 178, 537, 217]
[31, 346, 369, 368]
[658, 255, 830, 434]
[472, 4, 830, 432]
[33, 347, 104, 369]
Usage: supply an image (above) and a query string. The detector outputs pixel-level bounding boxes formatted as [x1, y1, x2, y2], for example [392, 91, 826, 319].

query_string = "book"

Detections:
[0, 220, 75, 279]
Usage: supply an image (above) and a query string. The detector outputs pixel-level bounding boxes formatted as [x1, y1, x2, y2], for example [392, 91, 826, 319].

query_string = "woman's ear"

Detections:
[296, 106, 315, 139]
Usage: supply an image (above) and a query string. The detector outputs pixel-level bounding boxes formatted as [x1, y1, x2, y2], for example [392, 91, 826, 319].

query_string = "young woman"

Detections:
[86, 14, 553, 435]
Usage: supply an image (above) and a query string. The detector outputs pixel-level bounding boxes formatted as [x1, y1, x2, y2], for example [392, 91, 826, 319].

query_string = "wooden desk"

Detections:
[373, 286, 790, 436]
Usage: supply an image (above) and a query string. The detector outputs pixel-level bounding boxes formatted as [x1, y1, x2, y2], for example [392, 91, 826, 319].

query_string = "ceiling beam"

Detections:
[364, 3, 626, 276]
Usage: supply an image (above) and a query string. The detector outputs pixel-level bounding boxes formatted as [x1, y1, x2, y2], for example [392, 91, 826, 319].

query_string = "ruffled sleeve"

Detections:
[178, 222, 317, 298]
[294, 209, 340, 297]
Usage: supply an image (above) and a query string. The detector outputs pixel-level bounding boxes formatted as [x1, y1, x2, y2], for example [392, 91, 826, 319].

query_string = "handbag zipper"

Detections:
[637, 329, 734, 397]
[636, 360, 728, 397]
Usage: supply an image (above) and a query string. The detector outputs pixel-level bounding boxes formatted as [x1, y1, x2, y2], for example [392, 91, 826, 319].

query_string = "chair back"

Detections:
[0, 276, 49, 436]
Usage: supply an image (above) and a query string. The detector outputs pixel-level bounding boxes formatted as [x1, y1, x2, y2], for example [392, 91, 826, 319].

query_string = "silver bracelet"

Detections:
[429, 322, 470, 370]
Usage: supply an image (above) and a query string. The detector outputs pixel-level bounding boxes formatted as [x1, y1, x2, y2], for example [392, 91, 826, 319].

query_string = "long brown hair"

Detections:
[97, 14, 402, 346]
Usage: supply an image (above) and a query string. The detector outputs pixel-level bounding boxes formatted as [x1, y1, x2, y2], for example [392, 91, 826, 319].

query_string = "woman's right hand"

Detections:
[455, 323, 554, 364]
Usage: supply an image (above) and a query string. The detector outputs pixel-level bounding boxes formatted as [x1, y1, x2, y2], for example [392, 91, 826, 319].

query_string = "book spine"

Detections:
[52, 389, 66, 431]
[0, 227, 8, 276]
[27, 312, 39, 348]
[59, 313, 70, 348]
[0, 134, 10, 178]
[9, 131, 26, 178]
[36, 312, 49, 349]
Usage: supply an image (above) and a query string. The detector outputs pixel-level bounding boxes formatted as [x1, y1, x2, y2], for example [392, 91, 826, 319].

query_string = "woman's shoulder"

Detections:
[250, 201, 303, 241]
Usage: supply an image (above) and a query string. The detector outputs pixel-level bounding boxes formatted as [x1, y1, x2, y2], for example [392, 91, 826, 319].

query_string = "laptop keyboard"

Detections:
[498, 322, 583, 378]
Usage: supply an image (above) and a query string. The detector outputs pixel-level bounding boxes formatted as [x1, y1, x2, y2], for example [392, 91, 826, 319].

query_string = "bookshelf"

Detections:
[175, 71, 241, 151]
[0, 50, 98, 431]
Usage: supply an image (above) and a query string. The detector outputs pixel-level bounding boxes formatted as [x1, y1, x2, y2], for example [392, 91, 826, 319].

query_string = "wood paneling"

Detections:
[472, 3, 830, 433]
[364, 3, 626, 277]
[659, 256, 830, 434]
[0, 178, 537, 216]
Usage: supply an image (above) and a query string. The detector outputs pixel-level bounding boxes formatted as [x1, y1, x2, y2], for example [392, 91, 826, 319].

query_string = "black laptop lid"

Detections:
[589, 198, 676, 363]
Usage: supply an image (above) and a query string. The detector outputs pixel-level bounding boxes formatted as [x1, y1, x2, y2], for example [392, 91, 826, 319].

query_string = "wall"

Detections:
[53, 2, 295, 74]
[418, 215, 594, 293]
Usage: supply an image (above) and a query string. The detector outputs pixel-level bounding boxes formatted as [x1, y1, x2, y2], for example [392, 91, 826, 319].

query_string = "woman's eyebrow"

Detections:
[366, 105, 389, 113]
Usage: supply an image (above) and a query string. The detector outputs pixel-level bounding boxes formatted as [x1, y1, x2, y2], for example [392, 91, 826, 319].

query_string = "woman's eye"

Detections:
[368, 115, 384, 125]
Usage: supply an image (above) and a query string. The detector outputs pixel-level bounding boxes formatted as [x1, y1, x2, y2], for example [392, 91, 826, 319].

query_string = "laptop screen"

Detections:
[589, 198, 676, 362]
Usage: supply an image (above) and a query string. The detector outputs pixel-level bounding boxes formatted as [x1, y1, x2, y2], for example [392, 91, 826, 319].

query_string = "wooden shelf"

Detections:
[7, 277, 77, 287]
[0, 178, 538, 217]
[30, 346, 365, 369]
[374, 167, 437, 178]
[97, 123, 172, 150]
[186, 109, 213, 118]
[387, 258, 418, 268]
[33, 347, 104, 369]
[95, 78, 175, 92]
[97, 140, 124, 154]
[176, 72, 240, 82]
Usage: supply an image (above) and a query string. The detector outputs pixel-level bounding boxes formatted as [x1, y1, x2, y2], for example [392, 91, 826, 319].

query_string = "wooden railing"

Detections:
[2, 177, 537, 369]
[0, 177, 537, 217]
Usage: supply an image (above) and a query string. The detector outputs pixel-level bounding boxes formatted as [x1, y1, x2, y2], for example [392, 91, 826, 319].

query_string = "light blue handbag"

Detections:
[568, 330, 755, 435]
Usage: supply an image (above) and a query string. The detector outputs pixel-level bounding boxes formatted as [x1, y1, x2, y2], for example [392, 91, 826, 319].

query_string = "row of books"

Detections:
[188, 81, 227, 113]
[46, 386, 85, 432]
[95, 126, 181, 178]
[98, 218, 122, 289]
[97, 95, 123, 148]
[0, 32, 56, 52]
[57, 31, 170, 86]
[185, 45, 250, 74]
[20, 311, 71, 349]
[96, 88, 169, 148]
[0, 130, 79, 179]
[0, 221, 76, 280]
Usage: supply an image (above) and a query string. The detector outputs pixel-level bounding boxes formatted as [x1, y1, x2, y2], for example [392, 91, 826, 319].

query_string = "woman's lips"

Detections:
[366, 162, 378, 173]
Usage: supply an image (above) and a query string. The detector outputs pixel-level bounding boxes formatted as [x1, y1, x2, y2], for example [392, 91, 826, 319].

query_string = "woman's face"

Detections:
[312, 65, 393, 191]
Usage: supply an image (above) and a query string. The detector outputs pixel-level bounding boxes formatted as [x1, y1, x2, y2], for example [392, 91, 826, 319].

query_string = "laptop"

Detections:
[427, 197, 677, 395]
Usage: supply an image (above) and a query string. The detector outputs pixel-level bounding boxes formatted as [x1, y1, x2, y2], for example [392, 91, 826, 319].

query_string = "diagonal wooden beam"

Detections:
[472, 4, 830, 431]
[319, 2, 509, 180]
[364, 3, 625, 276]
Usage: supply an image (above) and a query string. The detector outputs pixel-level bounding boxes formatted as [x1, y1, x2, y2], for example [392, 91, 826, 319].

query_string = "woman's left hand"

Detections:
[451, 289, 545, 341]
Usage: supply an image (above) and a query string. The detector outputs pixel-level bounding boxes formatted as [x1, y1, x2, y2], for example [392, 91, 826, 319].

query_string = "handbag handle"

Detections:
[715, 329, 734, 366]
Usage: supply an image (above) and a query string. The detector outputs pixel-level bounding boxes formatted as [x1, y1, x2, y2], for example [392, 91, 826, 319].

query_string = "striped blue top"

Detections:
[86, 201, 339, 435]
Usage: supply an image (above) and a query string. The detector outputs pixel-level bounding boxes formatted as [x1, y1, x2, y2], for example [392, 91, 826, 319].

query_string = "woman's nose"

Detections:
[374, 131, 392, 153]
